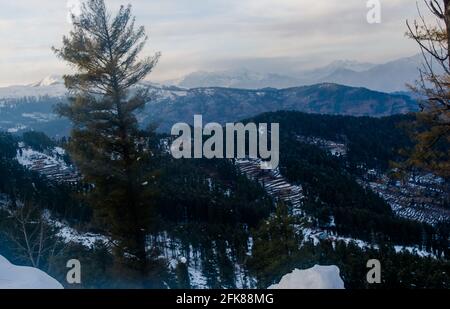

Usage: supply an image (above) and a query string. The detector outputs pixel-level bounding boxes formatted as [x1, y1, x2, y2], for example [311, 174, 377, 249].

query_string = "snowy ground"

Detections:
[16, 146, 79, 183]
[236, 160, 440, 260]
[0, 255, 63, 289]
[43, 210, 110, 249]
[3, 150, 445, 290]
[358, 172, 449, 226]
[268, 265, 345, 289]
[7, 124, 27, 133]
[1, 195, 109, 250]
[16, 147, 67, 168]
[148, 232, 256, 289]
[301, 227, 437, 258]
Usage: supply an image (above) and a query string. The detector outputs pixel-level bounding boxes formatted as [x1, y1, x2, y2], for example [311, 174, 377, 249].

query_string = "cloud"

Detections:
[0, 0, 434, 86]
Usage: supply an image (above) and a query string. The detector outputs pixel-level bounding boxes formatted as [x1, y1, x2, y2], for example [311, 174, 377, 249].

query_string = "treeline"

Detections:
[248, 111, 415, 170]
[152, 155, 273, 227]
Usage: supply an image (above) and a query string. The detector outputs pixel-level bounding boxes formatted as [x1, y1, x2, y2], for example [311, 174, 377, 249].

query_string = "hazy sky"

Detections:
[0, 0, 433, 87]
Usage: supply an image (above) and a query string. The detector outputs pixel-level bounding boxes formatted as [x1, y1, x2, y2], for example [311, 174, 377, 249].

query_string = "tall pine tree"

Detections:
[406, 0, 450, 177]
[53, 0, 160, 278]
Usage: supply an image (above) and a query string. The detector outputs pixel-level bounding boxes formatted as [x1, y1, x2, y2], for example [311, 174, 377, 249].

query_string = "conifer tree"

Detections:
[53, 0, 160, 277]
[406, 0, 450, 177]
[248, 203, 301, 288]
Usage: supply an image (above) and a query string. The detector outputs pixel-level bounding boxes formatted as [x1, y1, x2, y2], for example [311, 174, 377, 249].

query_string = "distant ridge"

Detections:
[141, 83, 419, 131]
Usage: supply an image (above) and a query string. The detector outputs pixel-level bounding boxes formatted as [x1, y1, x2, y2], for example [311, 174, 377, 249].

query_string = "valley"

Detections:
[0, 77, 448, 289]
[0, 80, 418, 136]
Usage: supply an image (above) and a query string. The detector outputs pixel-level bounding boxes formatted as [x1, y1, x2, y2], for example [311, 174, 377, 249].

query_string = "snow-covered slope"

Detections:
[0, 75, 66, 99]
[29, 75, 64, 87]
[268, 265, 345, 289]
[0, 76, 186, 101]
[0, 255, 63, 289]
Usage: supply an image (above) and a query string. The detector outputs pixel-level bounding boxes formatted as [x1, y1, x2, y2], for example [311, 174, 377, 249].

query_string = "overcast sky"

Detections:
[0, 0, 434, 87]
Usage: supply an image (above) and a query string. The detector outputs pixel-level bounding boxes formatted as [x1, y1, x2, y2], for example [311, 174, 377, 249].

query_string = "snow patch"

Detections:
[268, 265, 345, 289]
[7, 124, 27, 133]
[43, 211, 110, 249]
[0, 255, 63, 289]
[31, 75, 63, 87]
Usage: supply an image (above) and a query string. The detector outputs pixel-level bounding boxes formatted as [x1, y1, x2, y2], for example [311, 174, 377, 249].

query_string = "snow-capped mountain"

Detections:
[318, 54, 434, 92]
[166, 55, 425, 92]
[29, 74, 64, 87]
[0, 57, 423, 136]
[174, 68, 299, 89]
[0, 76, 189, 101]
[0, 75, 67, 99]
[297, 59, 376, 83]
[321, 59, 376, 73]
[0, 54, 427, 100]
[0, 78, 191, 136]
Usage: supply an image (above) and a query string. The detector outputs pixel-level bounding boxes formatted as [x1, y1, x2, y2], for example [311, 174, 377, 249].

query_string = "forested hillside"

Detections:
[247, 111, 415, 170]
[1, 109, 449, 288]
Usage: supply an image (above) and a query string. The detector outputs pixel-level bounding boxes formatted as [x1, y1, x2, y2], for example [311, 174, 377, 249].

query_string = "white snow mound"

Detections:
[268, 265, 345, 289]
[0, 255, 63, 289]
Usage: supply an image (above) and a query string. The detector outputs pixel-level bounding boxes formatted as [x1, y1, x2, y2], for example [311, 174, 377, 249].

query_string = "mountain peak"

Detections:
[31, 75, 64, 87]
[176, 69, 299, 89]
[323, 59, 375, 72]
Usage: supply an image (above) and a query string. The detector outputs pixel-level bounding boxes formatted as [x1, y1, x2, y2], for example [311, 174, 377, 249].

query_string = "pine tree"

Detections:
[53, 0, 160, 278]
[248, 203, 301, 287]
[405, 0, 450, 177]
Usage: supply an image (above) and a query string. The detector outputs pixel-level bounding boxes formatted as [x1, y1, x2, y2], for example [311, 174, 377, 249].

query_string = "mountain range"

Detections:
[142, 83, 417, 131]
[0, 54, 425, 99]
[0, 55, 422, 135]
[0, 80, 417, 136]
[169, 54, 426, 93]
[318, 55, 431, 93]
